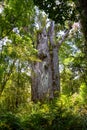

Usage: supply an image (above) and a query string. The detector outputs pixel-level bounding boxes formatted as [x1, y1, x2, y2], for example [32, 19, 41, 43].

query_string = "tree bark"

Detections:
[31, 28, 53, 102]
[31, 22, 71, 102]
[48, 21, 60, 96]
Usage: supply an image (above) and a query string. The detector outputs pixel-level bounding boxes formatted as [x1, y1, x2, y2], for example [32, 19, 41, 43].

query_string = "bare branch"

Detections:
[58, 23, 72, 48]
[58, 29, 70, 47]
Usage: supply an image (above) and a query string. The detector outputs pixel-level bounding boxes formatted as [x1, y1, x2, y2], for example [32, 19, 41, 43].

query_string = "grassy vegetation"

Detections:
[0, 92, 87, 130]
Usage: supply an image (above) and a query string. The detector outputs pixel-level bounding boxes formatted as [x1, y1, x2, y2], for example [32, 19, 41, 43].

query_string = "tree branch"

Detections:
[58, 24, 72, 48]
[0, 11, 23, 40]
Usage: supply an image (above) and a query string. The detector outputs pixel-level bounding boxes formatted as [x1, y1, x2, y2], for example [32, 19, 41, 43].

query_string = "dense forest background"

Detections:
[0, 0, 87, 129]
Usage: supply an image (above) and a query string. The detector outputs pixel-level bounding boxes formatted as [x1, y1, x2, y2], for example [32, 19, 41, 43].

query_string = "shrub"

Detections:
[79, 83, 87, 104]
[0, 112, 23, 130]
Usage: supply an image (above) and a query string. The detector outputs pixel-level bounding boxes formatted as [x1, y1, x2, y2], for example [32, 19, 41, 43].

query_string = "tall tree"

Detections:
[33, 0, 87, 84]
[0, 0, 38, 106]
[31, 20, 71, 102]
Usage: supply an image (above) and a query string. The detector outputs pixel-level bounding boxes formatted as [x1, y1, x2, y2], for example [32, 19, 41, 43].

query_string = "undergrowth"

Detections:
[0, 93, 87, 130]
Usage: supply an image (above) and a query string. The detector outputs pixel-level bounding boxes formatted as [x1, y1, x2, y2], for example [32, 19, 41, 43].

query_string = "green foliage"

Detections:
[0, 95, 87, 130]
[0, 0, 38, 99]
[33, 0, 78, 24]
[17, 95, 87, 130]
[0, 0, 34, 38]
[59, 22, 86, 95]
[79, 83, 87, 105]
[23, 113, 49, 130]
[0, 1, 87, 130]
[0, 112, 22, 130]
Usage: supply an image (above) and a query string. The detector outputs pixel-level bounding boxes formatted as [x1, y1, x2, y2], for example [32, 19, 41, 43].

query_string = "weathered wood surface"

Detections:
[31, 28, 53, 102]
[31, 21, 71, 102]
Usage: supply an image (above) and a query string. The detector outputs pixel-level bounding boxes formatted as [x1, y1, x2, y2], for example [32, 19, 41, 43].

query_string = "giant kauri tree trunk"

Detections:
[31, 28, 53, 102]
[31, 22, 71, 102]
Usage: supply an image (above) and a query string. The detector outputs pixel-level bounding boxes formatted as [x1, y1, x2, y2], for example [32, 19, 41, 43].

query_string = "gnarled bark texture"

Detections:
[31, 21, 71, 102]
[31, 21, 72, 102]
[48, 21, 60, 96]
[31, 28, 54, 102]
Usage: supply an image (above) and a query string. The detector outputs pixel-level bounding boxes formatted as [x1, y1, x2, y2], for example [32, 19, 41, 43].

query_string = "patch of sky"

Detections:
[0, 37, 12, 51]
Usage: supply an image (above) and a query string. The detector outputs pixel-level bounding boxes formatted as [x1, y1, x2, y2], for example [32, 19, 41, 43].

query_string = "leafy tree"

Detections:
[0, 0, 34, 38]
[33, 0, 78, 24]
[59, 22, 86, 95]
[0, 0, 38, 108]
